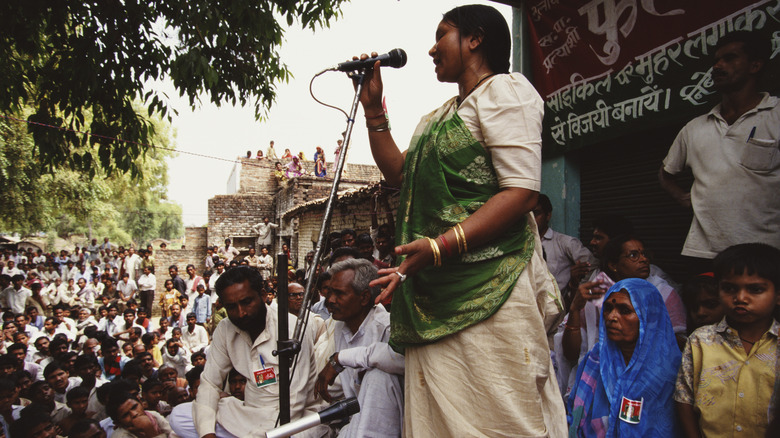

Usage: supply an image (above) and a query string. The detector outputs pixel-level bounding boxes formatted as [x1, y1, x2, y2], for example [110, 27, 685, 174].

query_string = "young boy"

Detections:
[192, 284, 212, 326]
[58, 386, 92, 436]
[675, 243, 780, 437]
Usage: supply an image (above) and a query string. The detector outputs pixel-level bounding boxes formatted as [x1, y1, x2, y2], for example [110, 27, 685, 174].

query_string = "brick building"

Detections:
[206, 157, 385, 269]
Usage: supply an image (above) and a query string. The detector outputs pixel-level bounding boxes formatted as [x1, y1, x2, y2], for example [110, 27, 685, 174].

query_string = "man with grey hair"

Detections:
[315, 258, 404, 438]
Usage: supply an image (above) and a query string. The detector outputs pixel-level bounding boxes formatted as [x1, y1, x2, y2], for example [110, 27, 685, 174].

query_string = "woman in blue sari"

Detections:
[568, 278, 682, 437]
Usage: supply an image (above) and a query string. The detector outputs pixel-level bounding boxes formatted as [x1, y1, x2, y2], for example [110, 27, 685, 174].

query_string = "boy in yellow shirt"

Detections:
[675, 243, 780, 437]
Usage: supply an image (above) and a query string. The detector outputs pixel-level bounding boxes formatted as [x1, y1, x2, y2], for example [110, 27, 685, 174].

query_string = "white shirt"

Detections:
[458, 73, 543, 191]
[335, 305, 405, 378]
[332, 305, 404, 438]
[540, 228, 597, 293]
[4, 286, 31, 314]
[162, 347, 191, 377]
[663, 93, 780, 258]
[116, 279, 138, 299]
[192, 307, 319, 437]
[253, 222, 279, 246]
[97, 315, 122, 337]
[181, 324, 209, 353]
[137, 273, 156, 291]
[218, 246, 240, 262]
[41, 270, 60, 284]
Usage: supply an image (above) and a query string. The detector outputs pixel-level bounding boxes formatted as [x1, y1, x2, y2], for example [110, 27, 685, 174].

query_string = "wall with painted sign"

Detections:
[527, 0, 780, 155]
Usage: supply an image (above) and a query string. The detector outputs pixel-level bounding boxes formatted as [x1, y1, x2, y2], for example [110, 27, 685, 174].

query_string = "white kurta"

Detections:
[192, 306, 320, 437]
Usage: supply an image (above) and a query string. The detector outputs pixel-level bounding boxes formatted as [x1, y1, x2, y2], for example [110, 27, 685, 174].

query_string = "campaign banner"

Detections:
[526, 0, 780, 154]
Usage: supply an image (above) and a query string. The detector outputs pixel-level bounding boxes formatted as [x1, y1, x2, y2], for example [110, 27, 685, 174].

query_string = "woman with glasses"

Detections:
[560, 236, 686, 401]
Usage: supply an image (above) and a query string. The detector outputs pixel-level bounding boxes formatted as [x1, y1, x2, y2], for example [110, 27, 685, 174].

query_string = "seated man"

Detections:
[315, 258, 405, 437]
[181, 312, 209, 354]
[171, 267, 322, 438]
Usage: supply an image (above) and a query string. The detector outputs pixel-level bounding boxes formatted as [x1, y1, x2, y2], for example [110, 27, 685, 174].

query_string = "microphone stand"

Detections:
[273, 252, 294, 425]
[273, 69, 367, 425]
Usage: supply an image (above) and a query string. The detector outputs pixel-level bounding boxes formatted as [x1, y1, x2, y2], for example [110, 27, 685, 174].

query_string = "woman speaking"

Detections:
[358, 4, 567, 436]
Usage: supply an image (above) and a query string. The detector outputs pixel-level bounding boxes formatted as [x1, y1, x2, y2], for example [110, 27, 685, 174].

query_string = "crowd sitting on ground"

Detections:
[0, 214, 401, 437]
[1, 210, 778, 437]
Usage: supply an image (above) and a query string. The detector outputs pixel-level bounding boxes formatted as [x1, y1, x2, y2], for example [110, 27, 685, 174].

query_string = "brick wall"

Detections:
[238, 157, 382, 193]
[207, 194, 275, 248]
[184, 227, 208, 249]
[208, 158, 384, 258]
[149, 248, 209, 317]
[286, 186, 399, 265]
[237, 158, 280, 195]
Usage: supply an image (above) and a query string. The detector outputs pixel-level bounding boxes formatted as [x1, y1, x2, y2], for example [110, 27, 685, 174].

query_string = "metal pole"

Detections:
[296, 72, 366, 340]
[275, 253, 290, 425]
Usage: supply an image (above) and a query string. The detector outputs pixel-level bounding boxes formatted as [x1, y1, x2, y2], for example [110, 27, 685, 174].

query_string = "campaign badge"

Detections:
[253, 367, 278, 388]
[618, 396, 643, 424]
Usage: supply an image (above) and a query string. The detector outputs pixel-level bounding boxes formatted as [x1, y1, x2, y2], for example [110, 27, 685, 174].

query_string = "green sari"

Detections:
[390, 96, 536, 349]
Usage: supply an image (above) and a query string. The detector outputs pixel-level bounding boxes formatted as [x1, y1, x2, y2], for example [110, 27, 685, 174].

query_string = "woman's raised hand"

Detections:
[570, 280, 608, 312]
[352, 52, 384, 113]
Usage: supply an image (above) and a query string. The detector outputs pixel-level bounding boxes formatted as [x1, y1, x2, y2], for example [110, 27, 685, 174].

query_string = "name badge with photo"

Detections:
[618, 396, 643, 424]
[254, 367, 277, 388]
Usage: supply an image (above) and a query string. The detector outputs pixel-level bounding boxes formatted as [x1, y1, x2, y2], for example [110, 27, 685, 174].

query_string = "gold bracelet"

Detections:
[454, 223, 468, 253]
[426, 237, 441, 267]
[451, 227, 463, 254]
[366, 121, 390, 132]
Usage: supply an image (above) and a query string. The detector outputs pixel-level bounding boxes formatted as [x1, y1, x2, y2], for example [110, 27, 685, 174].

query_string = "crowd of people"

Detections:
[0, 215, 401, 438]
[247, 139, 343, 181]
[1, 3, 778, 438]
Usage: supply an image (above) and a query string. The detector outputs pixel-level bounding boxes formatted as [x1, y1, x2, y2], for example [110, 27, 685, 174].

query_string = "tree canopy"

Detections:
[0, 0, 348, 176]
[0, 109, 183, 245]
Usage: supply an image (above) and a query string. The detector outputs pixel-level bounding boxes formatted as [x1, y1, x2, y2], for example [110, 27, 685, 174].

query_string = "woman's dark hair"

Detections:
[442, 4, 511, 74]
[601, 235, 644, 278]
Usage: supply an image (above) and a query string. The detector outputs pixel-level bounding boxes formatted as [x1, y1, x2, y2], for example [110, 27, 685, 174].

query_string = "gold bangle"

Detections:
[454, 223, 468, 253]
[451, 227, 463, 254]
[426, 237, 441, 267]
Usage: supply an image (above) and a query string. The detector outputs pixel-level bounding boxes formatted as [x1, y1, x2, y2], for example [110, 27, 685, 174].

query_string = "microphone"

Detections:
[332, 49, 407, 72]
[265, 397, 360, 438]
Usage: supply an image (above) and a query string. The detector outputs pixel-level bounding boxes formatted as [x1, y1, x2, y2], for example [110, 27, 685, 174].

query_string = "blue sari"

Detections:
[568, 278, 682, 437]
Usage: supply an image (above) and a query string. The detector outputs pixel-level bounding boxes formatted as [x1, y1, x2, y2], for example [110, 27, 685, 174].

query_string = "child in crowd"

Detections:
[142, 333, 162, 366]
[192, 284, 212, 326]
[675, 243, 780, 437]
[158, 280, 181, 318]
[190, 351, 206, 369]
[135, 307, 150, 332]
[680, 273, 725, 334]
[170, 327, 183, 345]
[58, 386, 92, 436]
[179, 295, 192, 316]
[141, 378, 171, 416]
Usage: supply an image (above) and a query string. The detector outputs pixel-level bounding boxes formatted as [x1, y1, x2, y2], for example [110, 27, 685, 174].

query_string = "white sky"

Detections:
[156, 0, 514, 226]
